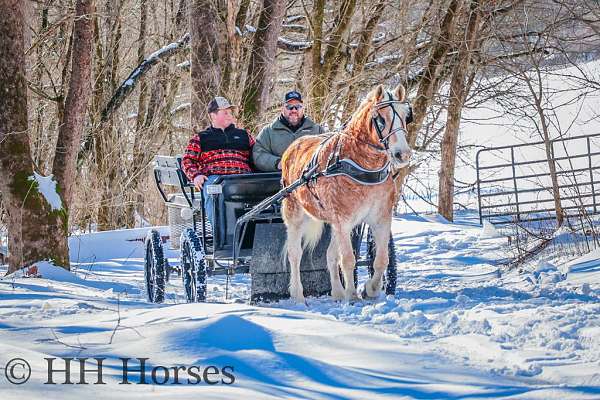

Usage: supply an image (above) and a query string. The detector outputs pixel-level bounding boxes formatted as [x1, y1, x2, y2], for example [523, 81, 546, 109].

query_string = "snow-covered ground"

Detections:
[2, 57, 600, 400]
[1, 212, 599, 399]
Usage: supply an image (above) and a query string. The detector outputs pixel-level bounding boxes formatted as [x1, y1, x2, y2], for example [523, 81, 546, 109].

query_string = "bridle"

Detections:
[371, 92, 413, 151]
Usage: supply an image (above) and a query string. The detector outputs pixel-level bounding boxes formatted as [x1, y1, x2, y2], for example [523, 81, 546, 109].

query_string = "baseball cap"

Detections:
[284, 91, 302, 103]
[207, 96, 237, 113]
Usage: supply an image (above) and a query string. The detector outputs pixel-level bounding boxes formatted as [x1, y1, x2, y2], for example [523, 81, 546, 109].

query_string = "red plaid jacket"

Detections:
[182, 124, 255, 182]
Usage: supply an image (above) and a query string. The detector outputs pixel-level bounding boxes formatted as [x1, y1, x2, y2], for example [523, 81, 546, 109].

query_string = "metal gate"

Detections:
[476, 133, 600, 226]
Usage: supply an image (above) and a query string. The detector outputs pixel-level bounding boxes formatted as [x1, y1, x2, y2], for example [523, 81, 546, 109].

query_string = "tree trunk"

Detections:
[134, 0, 148, 136]
[52, 0, 94, 210]
[96, 0, 122, 231]
[408, 0, 462, 148]
[240, 0, 286, 131]
[0, 0, 69, 273]
[190, 0, 221, 128]
[310, 0, 357, 121]
[533, 76, 564, 227]
[342, 0, 386, 121]
[32, 3, 50, 170]
[438, 0, 481, 222]
[124, 0, 149, 228]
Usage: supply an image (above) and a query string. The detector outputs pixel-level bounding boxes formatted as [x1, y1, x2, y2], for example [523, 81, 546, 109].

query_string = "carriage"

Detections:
[143, 155, 398, 303]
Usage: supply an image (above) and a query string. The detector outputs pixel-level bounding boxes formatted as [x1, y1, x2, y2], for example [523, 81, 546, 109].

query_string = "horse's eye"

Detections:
[406, 105, 414, 125]
[376, 115, 385, 129]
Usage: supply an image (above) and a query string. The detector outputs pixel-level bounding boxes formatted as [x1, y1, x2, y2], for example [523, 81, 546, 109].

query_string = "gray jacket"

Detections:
[253, 116, 324, 171]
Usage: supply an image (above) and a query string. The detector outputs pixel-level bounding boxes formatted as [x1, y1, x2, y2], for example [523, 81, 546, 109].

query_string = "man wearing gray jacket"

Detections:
[253, 91, 324, 171]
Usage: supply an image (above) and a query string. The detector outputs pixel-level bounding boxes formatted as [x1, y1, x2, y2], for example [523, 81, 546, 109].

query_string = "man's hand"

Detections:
[193, 175, 208, 190]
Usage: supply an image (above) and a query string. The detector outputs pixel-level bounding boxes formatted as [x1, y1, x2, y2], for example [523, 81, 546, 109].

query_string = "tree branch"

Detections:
[100, 33, 190, 123]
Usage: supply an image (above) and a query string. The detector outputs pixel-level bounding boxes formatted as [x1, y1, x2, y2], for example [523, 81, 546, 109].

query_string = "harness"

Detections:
[299, 93, 410, 187]
[302, 134, 390, 187]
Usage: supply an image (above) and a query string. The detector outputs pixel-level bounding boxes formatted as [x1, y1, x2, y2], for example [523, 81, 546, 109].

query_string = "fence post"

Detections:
[511, 147, 521, 222]
[476, 150, 483, 225]
[588, 137, 597, 214]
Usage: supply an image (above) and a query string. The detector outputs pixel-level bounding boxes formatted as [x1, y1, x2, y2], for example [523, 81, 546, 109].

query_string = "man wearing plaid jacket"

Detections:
[182, 96, 255, 227]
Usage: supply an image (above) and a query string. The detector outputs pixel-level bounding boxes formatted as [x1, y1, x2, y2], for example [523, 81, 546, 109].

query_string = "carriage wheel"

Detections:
[144, 230, 166, 303]
[366, 229, 397, 296]
[180, 228, 207, 302]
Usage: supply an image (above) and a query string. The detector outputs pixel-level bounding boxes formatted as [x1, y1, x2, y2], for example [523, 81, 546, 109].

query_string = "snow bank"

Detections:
[7, 260, 76, 281]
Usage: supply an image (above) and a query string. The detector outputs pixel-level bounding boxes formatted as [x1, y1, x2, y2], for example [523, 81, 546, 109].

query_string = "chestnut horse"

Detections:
[281, 84, 412, 302]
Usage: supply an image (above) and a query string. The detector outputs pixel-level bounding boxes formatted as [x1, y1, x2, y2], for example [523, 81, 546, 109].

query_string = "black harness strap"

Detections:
[301, 132, 391, 192]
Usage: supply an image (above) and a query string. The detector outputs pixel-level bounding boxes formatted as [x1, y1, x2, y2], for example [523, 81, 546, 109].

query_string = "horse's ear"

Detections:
[394, 84, 406, 102]
[370, 84, 384, 102]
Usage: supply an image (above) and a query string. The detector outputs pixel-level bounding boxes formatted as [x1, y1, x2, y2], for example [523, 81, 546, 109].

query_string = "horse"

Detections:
[280, 84, 413, 303]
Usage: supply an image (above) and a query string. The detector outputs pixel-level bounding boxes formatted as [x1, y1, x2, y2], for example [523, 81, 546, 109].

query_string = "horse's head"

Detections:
[353, 84, 413, 168]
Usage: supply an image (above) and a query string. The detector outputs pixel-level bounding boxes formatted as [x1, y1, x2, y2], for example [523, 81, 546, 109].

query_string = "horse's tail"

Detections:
[280, 216, 325, 268]
[302, 217, 325, 252]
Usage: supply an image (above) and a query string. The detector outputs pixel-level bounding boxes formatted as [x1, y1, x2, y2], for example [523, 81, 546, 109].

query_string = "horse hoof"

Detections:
[289, 284, 305, 303]
[360, 284, 379, 300]
[359, 285, 368, 299]
[331, 288, 345, 300]
[344, 290, 359, 302]
[290, 295, 305, 304]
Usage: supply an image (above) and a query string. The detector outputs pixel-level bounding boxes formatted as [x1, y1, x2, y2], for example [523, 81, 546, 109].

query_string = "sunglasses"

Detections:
[285, 104, 303, 111]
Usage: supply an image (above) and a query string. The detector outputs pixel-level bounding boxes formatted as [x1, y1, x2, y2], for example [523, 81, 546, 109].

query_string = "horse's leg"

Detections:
[282, 200, 306, 303]
[327, 231, 344, 300]
[334, 225, 358, 301]
[364, 220, 391, 298]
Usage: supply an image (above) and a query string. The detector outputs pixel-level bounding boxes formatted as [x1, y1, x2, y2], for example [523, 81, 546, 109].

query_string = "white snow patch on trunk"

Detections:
[30, 172, 62, 211]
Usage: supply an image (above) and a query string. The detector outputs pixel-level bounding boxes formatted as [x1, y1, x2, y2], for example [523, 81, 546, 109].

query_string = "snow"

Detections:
[176, 60, 190, 69]
[30, 172, 62, 211]
[1, 212, 599, 398]
[7, 260, 78, 281]
[146, 42, 179, 61]
[277, 36, 313, 49]
[170, 102, 190, 115]
[480, 219, 502, 239]
[2, 57, 600, 399]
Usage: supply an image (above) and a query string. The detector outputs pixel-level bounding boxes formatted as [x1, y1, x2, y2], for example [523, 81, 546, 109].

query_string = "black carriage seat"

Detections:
[209, 172, 282, 250]
[212, 173, 282, 202]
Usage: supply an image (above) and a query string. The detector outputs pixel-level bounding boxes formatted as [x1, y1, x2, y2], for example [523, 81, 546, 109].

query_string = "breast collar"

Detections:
[303, 134, 391, 186]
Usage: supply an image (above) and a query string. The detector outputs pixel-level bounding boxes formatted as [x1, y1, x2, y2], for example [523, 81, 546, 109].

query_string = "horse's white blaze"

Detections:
[387, 100, 412, 167]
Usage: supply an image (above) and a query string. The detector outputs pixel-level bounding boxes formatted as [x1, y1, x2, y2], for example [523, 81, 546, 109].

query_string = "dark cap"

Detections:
[207, 96, 237, 113]
[284, 90, 302, 103]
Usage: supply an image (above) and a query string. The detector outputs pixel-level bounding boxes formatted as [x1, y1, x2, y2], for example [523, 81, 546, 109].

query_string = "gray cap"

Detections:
[207, 96, 237, 113]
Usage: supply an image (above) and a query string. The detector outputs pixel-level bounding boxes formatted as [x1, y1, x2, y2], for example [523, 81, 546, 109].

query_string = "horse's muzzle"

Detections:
[394, 150, 412, 163]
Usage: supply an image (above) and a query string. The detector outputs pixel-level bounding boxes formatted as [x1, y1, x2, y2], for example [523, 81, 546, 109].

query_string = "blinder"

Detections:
[371, 92, 413, 150]
[406, 104, 413, 125]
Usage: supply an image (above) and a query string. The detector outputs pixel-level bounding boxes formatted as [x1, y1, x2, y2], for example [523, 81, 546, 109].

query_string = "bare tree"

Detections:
[190, 0, 221, 127]
[342, 0, 386, 122]
[240, 0, 286, 131]
[408, 0, 462, 148]
[52, 0, 94, 210]
[309, 0, 358, 121]
[0, 0, 69, 273]
[438, 0, 483, 221]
